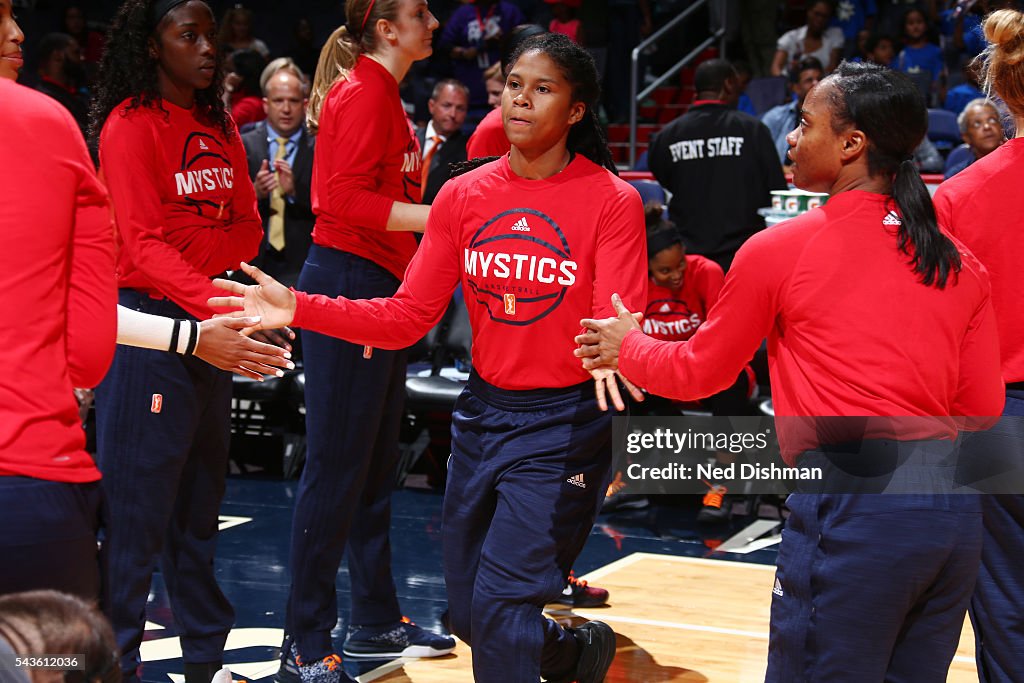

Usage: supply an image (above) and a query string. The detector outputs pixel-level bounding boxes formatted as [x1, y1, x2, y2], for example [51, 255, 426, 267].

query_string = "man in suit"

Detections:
[241, 62, 314, 287]
[417, 79, 470, 205]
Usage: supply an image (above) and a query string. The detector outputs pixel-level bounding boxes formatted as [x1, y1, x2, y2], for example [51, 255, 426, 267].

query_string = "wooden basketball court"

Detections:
[360, 553, 978, 682]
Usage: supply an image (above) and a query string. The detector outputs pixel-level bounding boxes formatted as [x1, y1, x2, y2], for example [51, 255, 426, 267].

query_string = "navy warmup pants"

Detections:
[443, 374, 613, 683]
[95, 291, 234, 679]
[967, 391, 1024, 683]
[0, 477, 104, 601]
[766, 440, 982, 683]
[287, 246, 406, 658]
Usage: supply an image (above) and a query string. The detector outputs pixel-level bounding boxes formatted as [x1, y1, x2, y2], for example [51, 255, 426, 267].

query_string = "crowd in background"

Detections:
[13, 0, 1022, 139]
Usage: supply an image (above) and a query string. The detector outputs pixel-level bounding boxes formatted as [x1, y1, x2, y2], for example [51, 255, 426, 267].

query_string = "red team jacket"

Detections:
[99, 98, 263, 319]
[618, 191, 1005, 460]
[934, 138, 1024, 385]
[0, 81, 117, 483]
[294, 155, 648, 389]
[311, 56, 423, 280]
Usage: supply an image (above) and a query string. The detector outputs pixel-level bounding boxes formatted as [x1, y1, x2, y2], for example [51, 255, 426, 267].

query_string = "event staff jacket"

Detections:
[648, 101, 787, 262]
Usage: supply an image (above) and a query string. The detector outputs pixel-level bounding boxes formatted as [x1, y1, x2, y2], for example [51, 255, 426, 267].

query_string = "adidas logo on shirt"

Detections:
[567, 473, 586, 488]
[773, 576, 784, 597]
[510, 217, 531, 232]
[199, 139, 209, 150]
[660, 303, 672, 313]
[882, 211, 901, 226]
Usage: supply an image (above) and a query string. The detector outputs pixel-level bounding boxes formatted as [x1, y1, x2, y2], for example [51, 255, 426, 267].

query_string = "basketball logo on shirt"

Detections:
[464, 208, 578, 326]
[642, 297, 702, 341]
[174, 132, 234, 217]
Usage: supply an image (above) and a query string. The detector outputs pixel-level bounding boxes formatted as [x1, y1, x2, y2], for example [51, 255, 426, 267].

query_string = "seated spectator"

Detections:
[219, 5, 269, 59]
[772, 0, 844, 76]
[440, 0, 525, 111]
[945, 98, 1005, 178]
[894, 8, 945, 106]
[861, 32, 896, 66]
[914, 134, 943, 173]
[830, 0, 877, 57]
[226, 49, 267, 128]
[945, 60, 984, 114]
[34, 32, 89, 136]
[545, 0, 582, 44]
[733, 60, 757, 116]
[761, 56, 824, 166]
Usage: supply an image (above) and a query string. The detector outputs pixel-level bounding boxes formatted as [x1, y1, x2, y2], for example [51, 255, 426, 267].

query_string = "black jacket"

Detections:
[416, 126, 469, 205]
[241, 121, 316, 286]
[649, 103, 787, 271]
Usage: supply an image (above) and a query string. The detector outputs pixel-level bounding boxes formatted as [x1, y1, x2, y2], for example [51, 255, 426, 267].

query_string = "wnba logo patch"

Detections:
[464, 208, 578, 326]
[151, 394, 163, 414]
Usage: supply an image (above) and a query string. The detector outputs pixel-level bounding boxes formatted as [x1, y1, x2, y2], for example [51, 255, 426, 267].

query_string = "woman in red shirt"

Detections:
[933, 9, 1024, 680]
[88, 2, 266, 682]
[270, 1, 453, 680]
[212, 33, 645, 683]
[577, 61, 1003, 681]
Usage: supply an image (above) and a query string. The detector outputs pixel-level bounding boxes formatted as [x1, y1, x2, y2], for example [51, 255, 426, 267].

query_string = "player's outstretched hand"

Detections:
[588, 367, 645, 412]
[209, 262, 297, 332]
[196, 316, 296, 381]
[575, 293, 643, 371]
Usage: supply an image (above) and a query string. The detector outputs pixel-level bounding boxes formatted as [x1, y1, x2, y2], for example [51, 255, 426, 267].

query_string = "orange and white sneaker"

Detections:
[698, 481, 730, 523]
[557, 570, 610, 608]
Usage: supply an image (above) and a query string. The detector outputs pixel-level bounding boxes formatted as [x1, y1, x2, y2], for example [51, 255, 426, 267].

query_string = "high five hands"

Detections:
[576, 293, 646, 412]
[209, 262, 299, 334]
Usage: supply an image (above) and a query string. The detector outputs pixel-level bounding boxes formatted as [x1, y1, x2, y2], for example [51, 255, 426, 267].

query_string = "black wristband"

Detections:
[169, 319, 183, 354]
[184, 320, 200, 356]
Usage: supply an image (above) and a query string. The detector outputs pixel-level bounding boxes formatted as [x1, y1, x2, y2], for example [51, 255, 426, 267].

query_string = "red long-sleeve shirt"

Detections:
[0, 81, 117, 483]
[294, 155, 648, 389]
[643, 255, 724, 342]
[310, 56, 422, 280]
[99, 98, 262, 320]
[618, 191, 1004, 461]
[934, 138, 1024, 384]
[466, 107, 511, 160]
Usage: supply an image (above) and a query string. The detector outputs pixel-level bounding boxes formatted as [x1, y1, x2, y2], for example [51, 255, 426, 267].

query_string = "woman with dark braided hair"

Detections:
[577, 60, 1004, 681]
[88, 2, 266, 683]
[212, 32, 646, 683]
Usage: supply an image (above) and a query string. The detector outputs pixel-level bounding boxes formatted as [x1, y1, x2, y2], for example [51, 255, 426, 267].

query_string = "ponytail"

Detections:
[826, 61, 961, 289]
[307, 25, 359, 134]
[892, 158, 960, 288]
